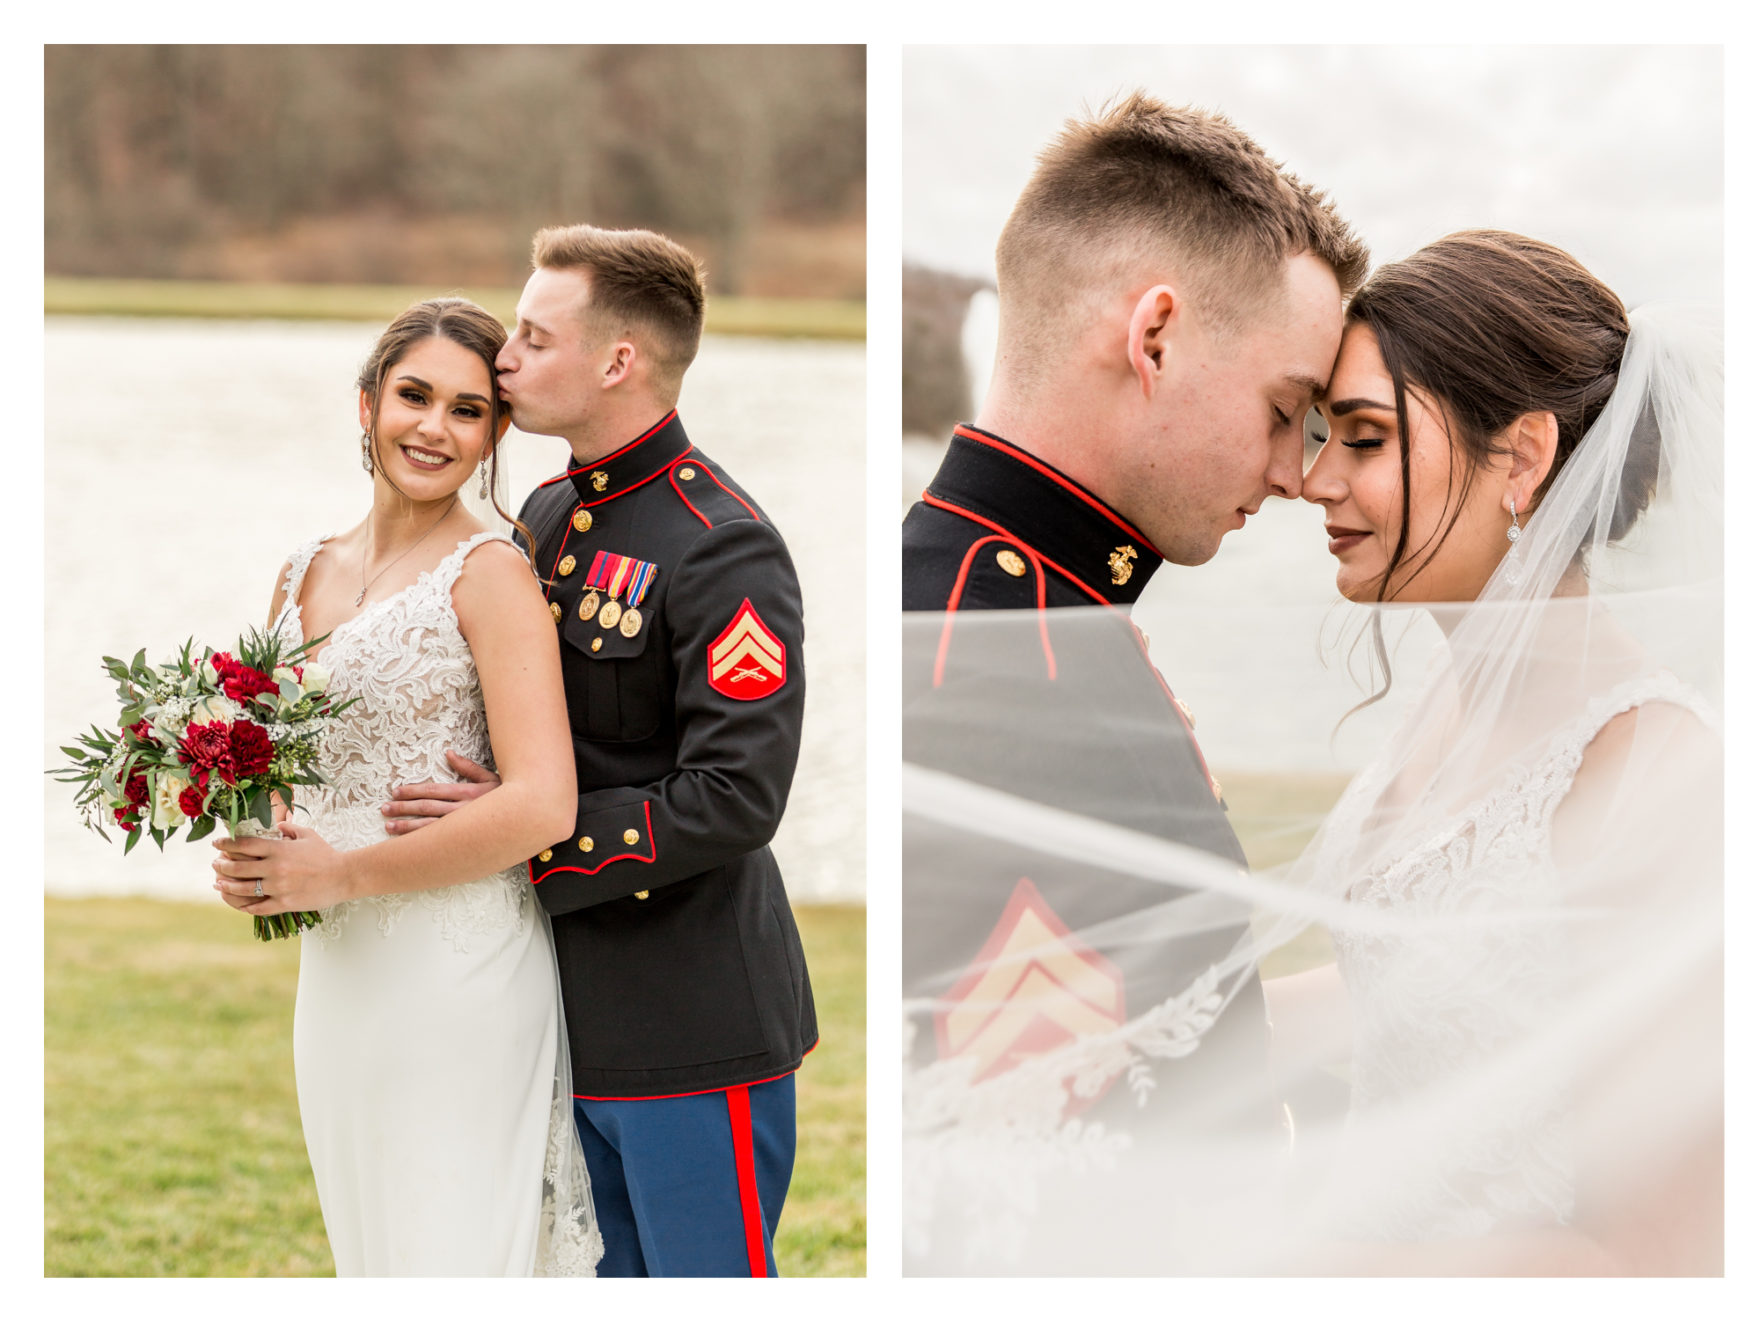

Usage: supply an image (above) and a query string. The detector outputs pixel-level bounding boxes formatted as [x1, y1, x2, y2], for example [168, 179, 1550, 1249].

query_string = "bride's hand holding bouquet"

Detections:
[52, 626, 357, 940]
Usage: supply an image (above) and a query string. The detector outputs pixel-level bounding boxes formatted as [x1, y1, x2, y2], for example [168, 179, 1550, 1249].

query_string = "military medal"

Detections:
[580, 589, 601, 617]
[583, 550, 660, 638]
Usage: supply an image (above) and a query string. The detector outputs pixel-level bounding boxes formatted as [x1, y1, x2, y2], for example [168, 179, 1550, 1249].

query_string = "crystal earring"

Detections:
[479, 459, 491, 499]
[1501, 497, 1523, 586]
[360, 430, 374, 474]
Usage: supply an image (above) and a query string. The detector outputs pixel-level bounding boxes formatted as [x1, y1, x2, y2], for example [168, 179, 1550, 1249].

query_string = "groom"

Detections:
[393, 224, 816, 1276]
[902, 95, 1367, 1133]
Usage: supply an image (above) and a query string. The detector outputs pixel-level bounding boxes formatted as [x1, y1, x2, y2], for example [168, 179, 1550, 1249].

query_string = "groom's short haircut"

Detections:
[995, 93, 1367, 371]
[532, 224, 707, 391]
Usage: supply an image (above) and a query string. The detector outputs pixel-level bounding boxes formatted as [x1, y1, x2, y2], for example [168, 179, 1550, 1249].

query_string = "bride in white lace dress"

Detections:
[213, 299, 601, 1276]
[1270, 232, 1722, 1273]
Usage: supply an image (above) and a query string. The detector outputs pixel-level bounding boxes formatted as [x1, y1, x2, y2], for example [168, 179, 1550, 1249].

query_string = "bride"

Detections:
[212, 297, 602, 1276]
[902, 232, 1721, 1275]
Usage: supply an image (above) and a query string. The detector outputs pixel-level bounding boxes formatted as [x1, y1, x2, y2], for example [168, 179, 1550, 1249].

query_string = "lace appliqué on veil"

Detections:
[1326, 670, 1714, 1242]
[272, 532, 528, 951]
[903, 962, 1228, 1263]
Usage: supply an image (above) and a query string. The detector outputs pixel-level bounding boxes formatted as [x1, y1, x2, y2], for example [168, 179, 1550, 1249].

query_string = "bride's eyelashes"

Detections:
[395, 386, 485, 422]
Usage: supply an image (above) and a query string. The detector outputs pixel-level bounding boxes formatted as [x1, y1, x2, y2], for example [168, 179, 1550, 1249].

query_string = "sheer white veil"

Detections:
[901, 302, 1723, 1275]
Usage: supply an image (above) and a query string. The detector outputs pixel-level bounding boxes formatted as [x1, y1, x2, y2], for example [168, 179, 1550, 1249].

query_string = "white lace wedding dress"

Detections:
[1322, 669, 1714, 1242]
[273, 531, 601, 1276]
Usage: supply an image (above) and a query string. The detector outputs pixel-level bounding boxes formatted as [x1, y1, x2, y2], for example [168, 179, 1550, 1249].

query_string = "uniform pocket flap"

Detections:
[560, 598, 655, 660]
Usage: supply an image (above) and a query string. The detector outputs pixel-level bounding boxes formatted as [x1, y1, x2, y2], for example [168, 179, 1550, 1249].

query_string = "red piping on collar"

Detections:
[922, 492, 1112, 606]
[536, 410, 680, 489]
[932, 533, 1055, 687]
[952, 425, 1157, 551]
[577, 450, 691, 508]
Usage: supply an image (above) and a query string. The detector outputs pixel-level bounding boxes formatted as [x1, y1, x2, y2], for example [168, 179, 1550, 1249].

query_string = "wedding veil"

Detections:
[901, 303, 1723, 1275]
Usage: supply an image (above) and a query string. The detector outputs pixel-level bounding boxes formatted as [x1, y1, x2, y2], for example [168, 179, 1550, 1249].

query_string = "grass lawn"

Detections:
[44, 896, 865, 1277]
[1219, 769, 1354, 980]
[43, 278, 866, 341]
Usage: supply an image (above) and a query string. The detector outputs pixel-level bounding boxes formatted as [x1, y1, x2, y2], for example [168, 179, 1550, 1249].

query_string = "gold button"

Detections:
[537, 849, 553, 863]
[591, 637, 603, 652]
[572, 509, 593, 533]
[678, 466, 696, 481]
[634, 890, 650, 900]
[590, 470, 609, 492]
[995, 549, 1026, 577]
[623, 828, 639, 845]
[558, 555, 576, 577]
[578, 836, 594, 852]
[549, 601, 562, 623]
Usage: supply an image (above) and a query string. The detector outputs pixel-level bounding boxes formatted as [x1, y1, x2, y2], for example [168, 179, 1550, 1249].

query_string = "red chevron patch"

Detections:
[707, 598, 786, 700]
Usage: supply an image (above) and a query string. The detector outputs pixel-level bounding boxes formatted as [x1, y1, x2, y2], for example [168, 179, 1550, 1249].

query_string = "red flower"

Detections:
[226, 720, 275, 780]
[178, 784, 206, 818]
[179, 721, 232, 776]
[125, 719, 158, 746]
[123, 772, 149, 808]
[112, 806, 139, 834]
[211, 652, 278, 704]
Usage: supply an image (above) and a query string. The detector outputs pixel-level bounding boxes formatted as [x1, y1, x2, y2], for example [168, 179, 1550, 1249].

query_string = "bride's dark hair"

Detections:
[1341, 230, 1661, 710]
[357, 298, 534, 557]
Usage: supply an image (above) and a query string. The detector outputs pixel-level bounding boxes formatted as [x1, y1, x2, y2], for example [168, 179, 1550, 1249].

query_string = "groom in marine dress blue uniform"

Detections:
[391, 224, 816, 1276]
[902, 95, 1369, 1152]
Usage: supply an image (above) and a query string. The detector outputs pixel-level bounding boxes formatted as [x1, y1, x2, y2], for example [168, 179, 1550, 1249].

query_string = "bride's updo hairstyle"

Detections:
[1347, 230, 1658, 603]
[356, 297, 533, 555]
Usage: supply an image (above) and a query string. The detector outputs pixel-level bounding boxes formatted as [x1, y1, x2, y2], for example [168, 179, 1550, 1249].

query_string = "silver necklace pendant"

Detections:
[354, 587, 367, 607]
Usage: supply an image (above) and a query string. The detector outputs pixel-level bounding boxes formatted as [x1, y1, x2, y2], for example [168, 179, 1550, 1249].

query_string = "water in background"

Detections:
[44, 317, 865, 903]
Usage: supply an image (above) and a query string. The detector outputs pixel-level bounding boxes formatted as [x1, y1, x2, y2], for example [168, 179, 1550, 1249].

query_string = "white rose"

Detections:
[272, 665, 299, 686]
[152, 771, 192, 832]
[299, 662, 331, 696]
[190, 694, 240, 725]
[200, 657, 220, 685]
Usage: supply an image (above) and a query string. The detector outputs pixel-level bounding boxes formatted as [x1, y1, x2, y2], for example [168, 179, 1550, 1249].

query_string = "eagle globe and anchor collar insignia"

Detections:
[708, 598, 787, 700]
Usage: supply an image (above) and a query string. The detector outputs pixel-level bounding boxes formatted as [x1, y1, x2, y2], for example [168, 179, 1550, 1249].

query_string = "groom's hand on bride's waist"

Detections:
[382, 750, 501, 833]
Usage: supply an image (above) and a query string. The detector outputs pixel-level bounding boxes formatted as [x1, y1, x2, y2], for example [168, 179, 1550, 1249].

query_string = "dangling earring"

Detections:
[1501, 496, 1523, 586]
[479, 459, 491, 499]
[361, 430, 374, 474]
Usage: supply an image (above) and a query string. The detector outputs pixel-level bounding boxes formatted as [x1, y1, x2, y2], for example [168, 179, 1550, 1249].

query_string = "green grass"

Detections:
[44, 896, 865, 1277]
[43, 278, 866, 341]
[1219, 770, 1353, 980]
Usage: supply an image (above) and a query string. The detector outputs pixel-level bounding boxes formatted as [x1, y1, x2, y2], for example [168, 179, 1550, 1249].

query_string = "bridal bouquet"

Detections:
[52, 627, 356, 941]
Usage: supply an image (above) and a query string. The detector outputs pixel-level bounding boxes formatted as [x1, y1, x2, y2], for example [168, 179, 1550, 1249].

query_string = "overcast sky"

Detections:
[904, 45, 1722, 308]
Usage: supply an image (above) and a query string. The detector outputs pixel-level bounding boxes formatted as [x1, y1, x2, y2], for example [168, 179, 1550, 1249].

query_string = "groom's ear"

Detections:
[600, 340, 638, 390]
[1127, 285, 1180, 399]
[1504, 410, 1560, 512]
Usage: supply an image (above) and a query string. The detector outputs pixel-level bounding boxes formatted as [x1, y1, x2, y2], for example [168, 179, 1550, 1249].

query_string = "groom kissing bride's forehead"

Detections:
[905, 91, 1368, 610]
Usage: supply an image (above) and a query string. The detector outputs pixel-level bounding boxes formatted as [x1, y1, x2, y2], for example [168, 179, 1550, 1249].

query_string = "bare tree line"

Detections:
[46, 46, 866, 294]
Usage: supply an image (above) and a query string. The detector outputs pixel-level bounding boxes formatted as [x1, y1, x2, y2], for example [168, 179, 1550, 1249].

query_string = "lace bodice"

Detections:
[1324, 670, 1714, 1240]
[273, 530, 527, 947]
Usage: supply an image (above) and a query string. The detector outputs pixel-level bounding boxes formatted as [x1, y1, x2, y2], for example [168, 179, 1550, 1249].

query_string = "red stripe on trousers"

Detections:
[725, 1085, 767, 1276]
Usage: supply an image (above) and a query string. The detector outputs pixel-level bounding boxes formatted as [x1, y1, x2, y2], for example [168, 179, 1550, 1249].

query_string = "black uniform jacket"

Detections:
[520, 410, 817, 1099]
[902, 424, 1269, 1130]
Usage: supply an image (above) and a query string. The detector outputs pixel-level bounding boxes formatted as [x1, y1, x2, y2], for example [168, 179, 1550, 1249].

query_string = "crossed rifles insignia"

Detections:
[935, 876, 1127, 1098]
[707, 598, 787, 700]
